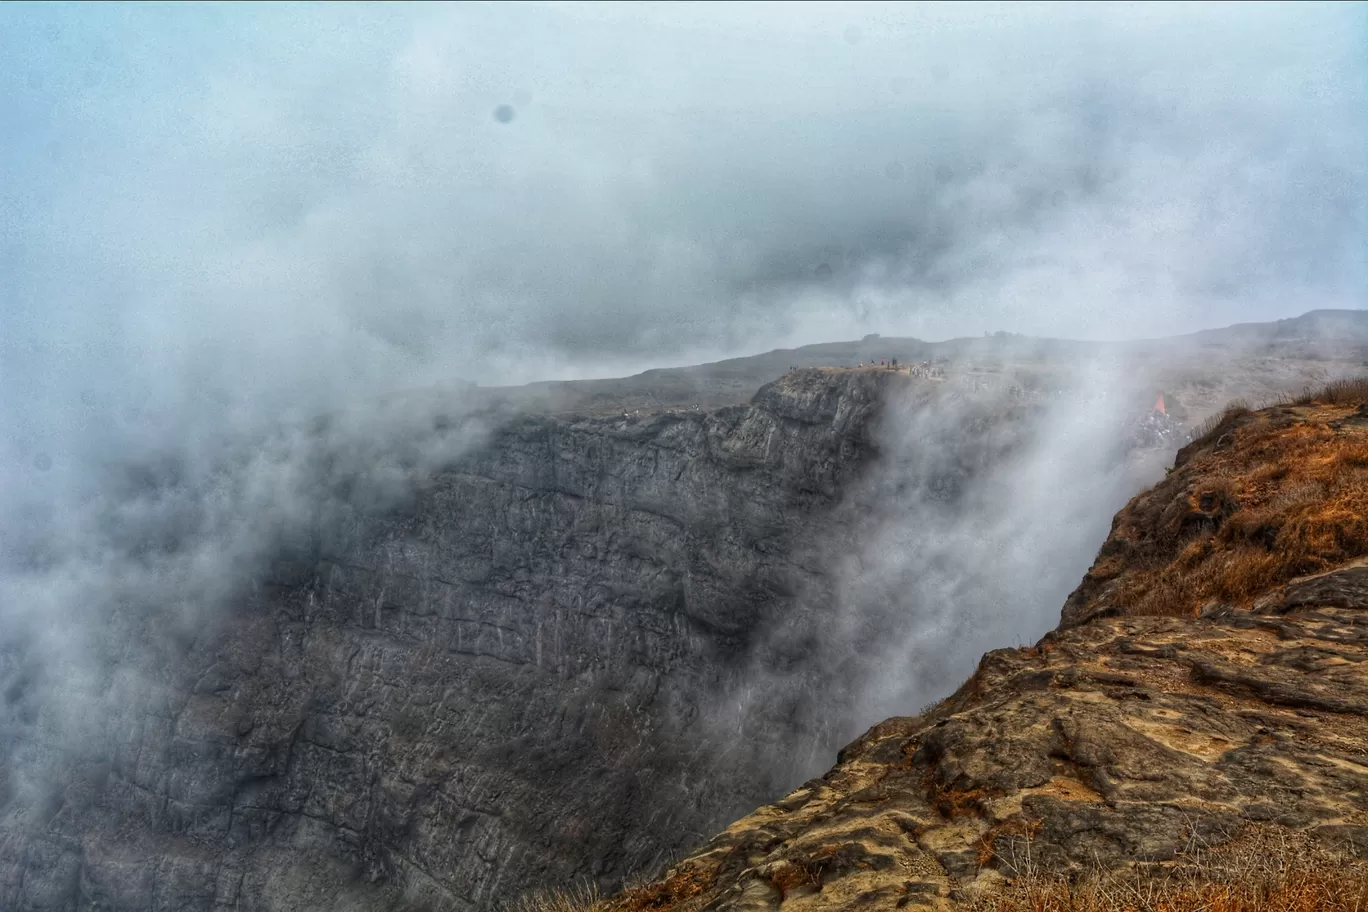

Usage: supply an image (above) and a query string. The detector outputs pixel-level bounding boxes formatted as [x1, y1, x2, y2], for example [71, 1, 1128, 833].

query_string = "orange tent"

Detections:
[1154, 393, 1167, 415]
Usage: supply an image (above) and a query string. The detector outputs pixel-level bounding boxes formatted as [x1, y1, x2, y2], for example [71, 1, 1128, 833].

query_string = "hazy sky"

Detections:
[1, 1, 1365, 427]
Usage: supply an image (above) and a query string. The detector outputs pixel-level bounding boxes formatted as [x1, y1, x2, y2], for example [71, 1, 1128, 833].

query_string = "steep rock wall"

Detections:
[0, 369, 913, 912]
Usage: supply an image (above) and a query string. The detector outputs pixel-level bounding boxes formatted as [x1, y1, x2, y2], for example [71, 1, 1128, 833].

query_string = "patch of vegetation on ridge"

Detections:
[1078, 378, 1368, 619]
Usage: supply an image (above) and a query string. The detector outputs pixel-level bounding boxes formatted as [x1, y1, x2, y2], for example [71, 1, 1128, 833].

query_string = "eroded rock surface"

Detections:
[611, 571, 1368, 910]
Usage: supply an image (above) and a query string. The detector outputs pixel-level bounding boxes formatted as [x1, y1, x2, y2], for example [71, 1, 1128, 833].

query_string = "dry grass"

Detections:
[970, 833, 1368, 912]
[509, 863, 715, 912]
[1189, 379, 1368, 447]
[1291, 377, 1368, 406]
[973, 866, 1368, 912]
[1187, 402, 1253, 450]
[1094, 382, 1368, 618]
[507, 882, 603, 912]
[924, 767, 1000, 821]
[767, 858, 824, 898]
[519, 834, 1368, 911]
[598, 866, 714, 912]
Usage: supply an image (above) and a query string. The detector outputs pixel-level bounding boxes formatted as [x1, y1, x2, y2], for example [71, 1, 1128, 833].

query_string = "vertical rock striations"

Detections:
[0, 369, 913, 911]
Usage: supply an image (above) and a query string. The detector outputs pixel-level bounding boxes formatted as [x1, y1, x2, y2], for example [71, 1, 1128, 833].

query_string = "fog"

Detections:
[837, 364, 1169, 724]
[702, 358, 1173, 785]
[4, 4, 1363, 423]
[1, 0, 1366, 897]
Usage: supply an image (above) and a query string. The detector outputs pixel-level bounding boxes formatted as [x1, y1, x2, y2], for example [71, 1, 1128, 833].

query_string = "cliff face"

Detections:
[0, 369, 916, 912]
[6, 355, 1360, 912]
[603, 391, 1368, 911]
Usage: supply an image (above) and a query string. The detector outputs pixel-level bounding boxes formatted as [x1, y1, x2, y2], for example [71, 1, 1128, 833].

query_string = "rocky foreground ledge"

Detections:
[588, 388, 1368, 911]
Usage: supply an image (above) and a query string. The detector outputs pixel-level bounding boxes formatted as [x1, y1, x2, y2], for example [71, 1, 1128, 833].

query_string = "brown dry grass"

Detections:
[767, 859, 823, 898]
[923, 767, 1000, 821]
[970, 833, 1368, 912]
[1291, 377, 1368, 406]
[509, 863, 714, 912]
[508, 882, 602, 912]
[1187, 402, 1253, 450]
[1093, 381, 1368, 619]
[973, 867, 1368, 912]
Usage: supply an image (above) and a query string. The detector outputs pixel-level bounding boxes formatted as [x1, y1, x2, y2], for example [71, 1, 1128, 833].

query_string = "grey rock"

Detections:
[0, 370, 902, 912]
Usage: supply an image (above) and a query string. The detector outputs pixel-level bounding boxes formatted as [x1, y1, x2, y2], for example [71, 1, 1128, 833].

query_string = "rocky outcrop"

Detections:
[605, 393, 1368, 911]
[601, 594, 1368, 910]
[0, 369, 917, 912]
[1061, 396, 1368, 628]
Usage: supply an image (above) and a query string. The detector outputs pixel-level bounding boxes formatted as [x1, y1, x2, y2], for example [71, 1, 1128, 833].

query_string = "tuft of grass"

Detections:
[923, 767, 999, 821]
[1291, 377, 1368, 406]
[507, 860, 715, 912]
[766, 858, 825, 899]
[597, 863, 715, 912]
[506, 883, 603, 912]
[1188, 378, 1368, 452]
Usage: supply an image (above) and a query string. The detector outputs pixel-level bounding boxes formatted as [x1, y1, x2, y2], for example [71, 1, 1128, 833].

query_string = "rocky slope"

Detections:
[601, 387, 1368, 911]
